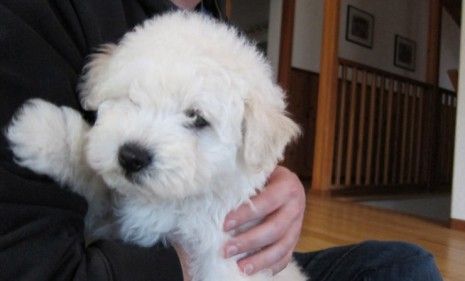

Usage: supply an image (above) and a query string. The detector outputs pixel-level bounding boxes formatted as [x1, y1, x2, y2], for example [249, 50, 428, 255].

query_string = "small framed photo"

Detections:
[345, 5, 374, 49]
[394, 35, 416, 71]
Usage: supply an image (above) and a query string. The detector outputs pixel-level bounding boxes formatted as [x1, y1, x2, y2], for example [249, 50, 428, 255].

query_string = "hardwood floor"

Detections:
[295, 194, 465, 281]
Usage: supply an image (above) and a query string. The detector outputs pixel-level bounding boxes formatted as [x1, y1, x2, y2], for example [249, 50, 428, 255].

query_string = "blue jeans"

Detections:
[293, 241, 443, 281]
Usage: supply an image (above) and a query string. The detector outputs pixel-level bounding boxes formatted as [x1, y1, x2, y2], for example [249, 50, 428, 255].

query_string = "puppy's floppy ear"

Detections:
[78, 44, 117, 111]
[241, 84, 300, 173]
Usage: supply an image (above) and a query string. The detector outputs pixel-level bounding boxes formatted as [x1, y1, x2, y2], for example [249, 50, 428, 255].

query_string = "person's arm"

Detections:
[0, 1, 188, 280]
[223, 166, 306, 275]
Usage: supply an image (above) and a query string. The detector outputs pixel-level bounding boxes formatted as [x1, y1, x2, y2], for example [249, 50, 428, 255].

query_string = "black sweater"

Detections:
[0, 1, 222, 280]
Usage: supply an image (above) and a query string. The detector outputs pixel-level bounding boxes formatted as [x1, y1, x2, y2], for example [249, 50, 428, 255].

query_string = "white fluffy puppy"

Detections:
[6, 11, 306, 281]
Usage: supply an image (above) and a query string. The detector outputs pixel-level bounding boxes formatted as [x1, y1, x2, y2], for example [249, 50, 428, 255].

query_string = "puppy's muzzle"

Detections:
[118, 142, 153, 175]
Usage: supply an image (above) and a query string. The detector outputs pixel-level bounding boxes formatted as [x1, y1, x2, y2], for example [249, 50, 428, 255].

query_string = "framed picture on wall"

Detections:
[345, 5, 374, 49]
[394, 35, 416, 71]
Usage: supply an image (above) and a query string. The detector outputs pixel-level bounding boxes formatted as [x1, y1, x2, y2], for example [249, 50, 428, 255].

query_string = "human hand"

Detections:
[223, 166, 306, 275]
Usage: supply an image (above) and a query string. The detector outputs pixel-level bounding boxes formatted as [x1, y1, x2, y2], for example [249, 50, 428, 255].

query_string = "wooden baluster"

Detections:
[445, 94, 450, 182]
[407, 85, 418, 183]
[446, 94, 453, 182]
[440, 93, 445, 183]
[450, 95, 454, 181]
[447, 95, 452, 181]
[423, 87, 438, 185]
[327, 59, 457, 191]
[450, 96, 457, 181]
[448, 97, 452, 180]
[374, 77, 386, 185]
[383, 79, 394, 185]
[365, 74, 377, 185]
[345, 67, 358, 186]
[445, 94, 449, 182]
[415, 87, 424, 184]
[392, 82, 402, 184]
[355, 70, 368, 186]
[335, 65, 347, 187]
[450, 95, 455, 181]
[400, 83, 410, 184]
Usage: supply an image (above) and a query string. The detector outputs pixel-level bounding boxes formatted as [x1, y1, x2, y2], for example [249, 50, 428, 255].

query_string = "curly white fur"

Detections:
[6, 11, 306, 281]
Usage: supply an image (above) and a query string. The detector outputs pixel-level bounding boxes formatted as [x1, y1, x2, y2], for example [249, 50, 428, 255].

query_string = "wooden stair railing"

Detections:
[331, 58, 456, 192]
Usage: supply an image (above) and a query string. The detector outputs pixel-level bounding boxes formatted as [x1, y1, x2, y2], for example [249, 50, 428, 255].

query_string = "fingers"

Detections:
[224, 198, 300, 257]
[236, 221, 301, 275]
[224, 178, 284, 232]
[223, 166, 306, 275]
[269, 252, 294, 275]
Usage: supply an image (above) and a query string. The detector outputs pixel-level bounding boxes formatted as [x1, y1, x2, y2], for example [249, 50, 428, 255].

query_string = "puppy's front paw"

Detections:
[6, 99, 71, 178]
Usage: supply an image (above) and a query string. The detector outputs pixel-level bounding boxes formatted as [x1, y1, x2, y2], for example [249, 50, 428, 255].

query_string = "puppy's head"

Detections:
[80, 12, 299, 201]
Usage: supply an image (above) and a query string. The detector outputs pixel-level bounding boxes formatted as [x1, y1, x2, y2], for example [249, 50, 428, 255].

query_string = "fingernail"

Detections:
[224, 219, 236, 231]
[243, 264, 254, 275]
[225, 245, 238, 258]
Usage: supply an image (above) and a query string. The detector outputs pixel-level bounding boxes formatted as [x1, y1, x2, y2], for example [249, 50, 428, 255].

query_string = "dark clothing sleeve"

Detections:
[0, 1, 196, 280]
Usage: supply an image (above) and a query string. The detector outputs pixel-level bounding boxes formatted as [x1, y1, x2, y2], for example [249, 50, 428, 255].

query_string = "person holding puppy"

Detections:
[0, 0, 442, 280]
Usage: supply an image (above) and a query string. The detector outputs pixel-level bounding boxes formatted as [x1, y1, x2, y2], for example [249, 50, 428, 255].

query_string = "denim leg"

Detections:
[293, 241, 443, 281]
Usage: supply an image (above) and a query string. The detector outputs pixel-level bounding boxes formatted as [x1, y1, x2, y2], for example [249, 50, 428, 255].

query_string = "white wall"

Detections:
[291, 0, 435, 83]
[339, 0, 428, 82]
[267, 0, 283, 80]
[451, 2, 465, 222]
[290, 0, 459, 87]
[292, 0, 324, 73]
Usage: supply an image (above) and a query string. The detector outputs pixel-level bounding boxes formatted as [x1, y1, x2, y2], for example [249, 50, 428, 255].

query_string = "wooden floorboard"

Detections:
[296, 194, 465, 281]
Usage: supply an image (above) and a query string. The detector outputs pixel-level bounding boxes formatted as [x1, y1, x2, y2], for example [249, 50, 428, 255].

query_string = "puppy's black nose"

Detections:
[118, 143, 153, 174]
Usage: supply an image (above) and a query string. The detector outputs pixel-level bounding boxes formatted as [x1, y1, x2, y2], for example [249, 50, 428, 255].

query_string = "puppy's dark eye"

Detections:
[185, 109, 209, 129]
